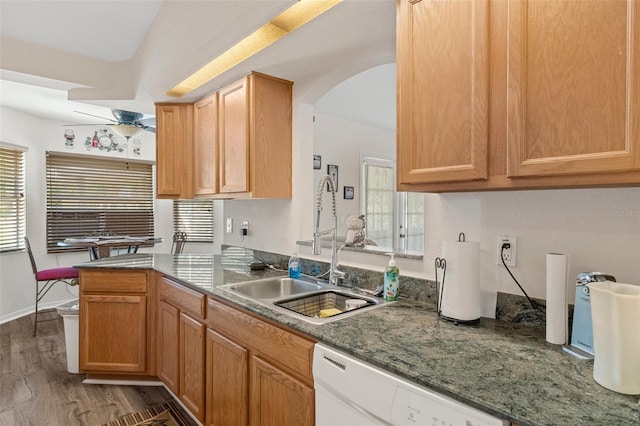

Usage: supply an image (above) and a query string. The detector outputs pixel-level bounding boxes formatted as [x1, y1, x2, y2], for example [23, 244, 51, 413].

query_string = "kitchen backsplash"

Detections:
[223, 245, 549, 328]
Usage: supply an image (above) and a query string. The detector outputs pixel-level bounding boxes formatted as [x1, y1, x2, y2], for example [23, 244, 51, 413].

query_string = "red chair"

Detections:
[25, 237, 79, 336]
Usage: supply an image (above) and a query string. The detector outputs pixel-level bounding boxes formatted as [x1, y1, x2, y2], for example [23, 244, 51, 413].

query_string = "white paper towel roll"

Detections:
[546, 253, 568, 345]
[441, 240, 481, 321]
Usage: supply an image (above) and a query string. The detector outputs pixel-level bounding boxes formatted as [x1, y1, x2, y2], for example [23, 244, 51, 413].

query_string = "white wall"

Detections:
[0, 106, 181, 323]
[312, 113, 395, 235]
[4, 70, 638, 322]
[222, 73, 640, 319]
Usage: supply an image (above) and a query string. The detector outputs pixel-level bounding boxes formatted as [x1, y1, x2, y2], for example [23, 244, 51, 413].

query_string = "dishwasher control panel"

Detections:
[391, 385, 502, 426]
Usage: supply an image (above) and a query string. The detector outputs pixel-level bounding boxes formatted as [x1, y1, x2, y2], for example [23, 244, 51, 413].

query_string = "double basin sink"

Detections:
[221, 276, 390, 324]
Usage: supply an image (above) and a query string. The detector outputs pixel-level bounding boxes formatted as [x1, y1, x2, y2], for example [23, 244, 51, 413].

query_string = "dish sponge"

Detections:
[319, 308, 342, 318]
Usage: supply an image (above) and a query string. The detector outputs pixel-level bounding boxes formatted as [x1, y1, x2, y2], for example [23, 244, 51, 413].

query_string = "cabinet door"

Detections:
[156, 104, 193, 198]
[205, 329, 249, 426]
[219, 77, 249, 193]
[507, 0, 640, 177]
[179, 313, 205, 422]
[157, 300, 179, 394]
[397, 0, 489, 184]
[194, 94, 219, 196]
[80, 295, 146, 372]
[250, 356, 314, 426]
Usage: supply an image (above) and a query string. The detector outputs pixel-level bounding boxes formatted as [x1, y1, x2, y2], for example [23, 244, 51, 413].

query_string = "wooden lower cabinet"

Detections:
[179, 312, 205, 421]
[205, 329, 249, 426]
[157, 276, 206, 423]
[251, 356, 314, 426]
[157, 300, 179, 393]
[205, 299, 315, 426]
[79, 269, 153, 375]
[80, 294, 147, 372]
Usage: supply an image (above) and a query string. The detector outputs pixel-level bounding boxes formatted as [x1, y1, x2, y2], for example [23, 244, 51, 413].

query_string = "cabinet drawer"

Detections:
[159, 276, 206, 320]
[207, 299, 314, 381]
[80, 270, 148, 293]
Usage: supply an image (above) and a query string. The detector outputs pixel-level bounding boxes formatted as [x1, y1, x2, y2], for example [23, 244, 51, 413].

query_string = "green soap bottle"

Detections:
[383, 253, 399, 301]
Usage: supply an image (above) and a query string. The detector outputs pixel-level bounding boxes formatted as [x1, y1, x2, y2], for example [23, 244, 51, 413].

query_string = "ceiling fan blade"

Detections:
[137, 116, 155, 125]
[143, 126, 156, 134]
[74, 110, 117, 123]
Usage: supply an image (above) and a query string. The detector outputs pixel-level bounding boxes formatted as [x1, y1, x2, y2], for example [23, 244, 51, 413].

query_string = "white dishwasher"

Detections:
[313, 343, 504, 426]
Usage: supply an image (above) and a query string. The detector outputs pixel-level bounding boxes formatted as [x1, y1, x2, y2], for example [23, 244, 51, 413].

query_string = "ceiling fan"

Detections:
[65, 109, 156, 140]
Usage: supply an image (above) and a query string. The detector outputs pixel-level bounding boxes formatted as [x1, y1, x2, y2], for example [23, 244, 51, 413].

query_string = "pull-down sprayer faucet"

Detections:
[313, 175, 345, 286]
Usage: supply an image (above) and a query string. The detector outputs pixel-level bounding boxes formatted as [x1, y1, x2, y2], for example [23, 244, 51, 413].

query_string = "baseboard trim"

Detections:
[83, 375, 164, 386]
[162, 385, 204, 426]
[0, 298, 77, 325]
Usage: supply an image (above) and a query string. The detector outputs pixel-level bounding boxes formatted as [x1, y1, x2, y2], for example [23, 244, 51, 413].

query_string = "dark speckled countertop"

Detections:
[76, 253, 640, 426]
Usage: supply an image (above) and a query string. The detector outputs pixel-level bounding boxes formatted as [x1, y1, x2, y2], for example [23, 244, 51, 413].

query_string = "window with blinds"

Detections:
[0, 144, 27, 253]
[173, 199, 214, 243]
[46, 152, 154, 253]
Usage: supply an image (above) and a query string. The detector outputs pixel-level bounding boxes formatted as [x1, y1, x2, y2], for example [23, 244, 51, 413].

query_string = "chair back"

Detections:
[24, 237, 38, 275]
[172, 232, 187, 254]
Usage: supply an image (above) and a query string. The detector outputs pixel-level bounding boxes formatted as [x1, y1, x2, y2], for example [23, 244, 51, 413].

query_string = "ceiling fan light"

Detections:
[111, 124, 142, 139]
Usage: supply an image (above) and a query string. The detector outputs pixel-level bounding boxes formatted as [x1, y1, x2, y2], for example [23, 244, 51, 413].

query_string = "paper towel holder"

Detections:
[435, 256, 447, 316]
[435, 233, 481, 325]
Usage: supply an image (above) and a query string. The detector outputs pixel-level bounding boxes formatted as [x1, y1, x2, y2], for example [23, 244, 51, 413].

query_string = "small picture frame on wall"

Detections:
[313, 155, 322, 170]
[327, 164, 338, 191]
[344, 186, 354, 200]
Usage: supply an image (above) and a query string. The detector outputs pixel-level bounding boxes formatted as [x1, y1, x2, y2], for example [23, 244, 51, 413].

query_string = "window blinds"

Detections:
[0, 145, 27, 253]
[46, 152, 154, 253]
[173, 199, 214, 243]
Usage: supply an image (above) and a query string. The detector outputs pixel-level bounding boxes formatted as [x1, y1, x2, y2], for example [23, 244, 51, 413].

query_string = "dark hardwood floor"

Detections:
[0, 309, 185, 425]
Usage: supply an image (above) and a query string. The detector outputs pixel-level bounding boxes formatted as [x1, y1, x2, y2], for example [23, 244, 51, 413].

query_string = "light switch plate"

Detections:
[226, 218, 233, 234]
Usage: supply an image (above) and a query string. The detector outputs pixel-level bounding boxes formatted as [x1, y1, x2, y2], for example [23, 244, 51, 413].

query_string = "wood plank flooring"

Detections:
[0, 309, 190, 425]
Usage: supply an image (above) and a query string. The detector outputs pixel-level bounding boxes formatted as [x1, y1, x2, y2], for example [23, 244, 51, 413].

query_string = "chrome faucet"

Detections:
[313, 175, 345, 286]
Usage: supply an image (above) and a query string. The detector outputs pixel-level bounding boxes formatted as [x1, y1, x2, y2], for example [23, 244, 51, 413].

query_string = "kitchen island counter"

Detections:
[76, 253, 639, 426]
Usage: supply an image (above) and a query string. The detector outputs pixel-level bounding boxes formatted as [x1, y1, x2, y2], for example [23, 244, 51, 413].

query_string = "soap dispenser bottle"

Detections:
[288, 253, 301, 278]
[383, 253, 399, 301]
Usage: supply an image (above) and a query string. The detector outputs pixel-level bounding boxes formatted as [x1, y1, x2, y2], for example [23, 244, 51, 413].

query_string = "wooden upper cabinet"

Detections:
[155, 103, 194, 198]
[507, 0, 640, 178]
[219, 77, 250, 194]
[193, 94, 219, 196]
[218, 72, 293, 198]
[397, 0, 489, 184]
[156, 71, 292, 199]
[396, 0, 640, 192]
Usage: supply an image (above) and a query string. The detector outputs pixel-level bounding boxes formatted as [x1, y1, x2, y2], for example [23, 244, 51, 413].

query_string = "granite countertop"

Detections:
[77, 254, 640, 426]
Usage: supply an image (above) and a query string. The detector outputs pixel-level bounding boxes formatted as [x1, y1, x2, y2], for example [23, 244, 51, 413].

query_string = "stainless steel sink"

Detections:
[224, 277, 325, 300]
[220, 276, 391, 324]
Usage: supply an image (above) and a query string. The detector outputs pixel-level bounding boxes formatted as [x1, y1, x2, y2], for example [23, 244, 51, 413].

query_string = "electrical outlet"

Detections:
[240, 221, 249, 236]
[226, 218, 233, 234]
[496, 236, 517, 267]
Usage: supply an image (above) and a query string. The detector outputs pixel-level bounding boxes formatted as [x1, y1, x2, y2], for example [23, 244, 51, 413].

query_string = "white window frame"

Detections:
[360, 153, 424, 252]
[0, 143, 28, 253]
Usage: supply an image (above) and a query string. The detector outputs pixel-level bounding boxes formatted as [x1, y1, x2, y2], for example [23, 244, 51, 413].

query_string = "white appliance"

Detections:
[313, 343, 503, 426]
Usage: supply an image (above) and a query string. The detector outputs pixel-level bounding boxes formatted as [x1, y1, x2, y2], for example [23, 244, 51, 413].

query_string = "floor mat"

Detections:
[103, 400, 193, 426]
